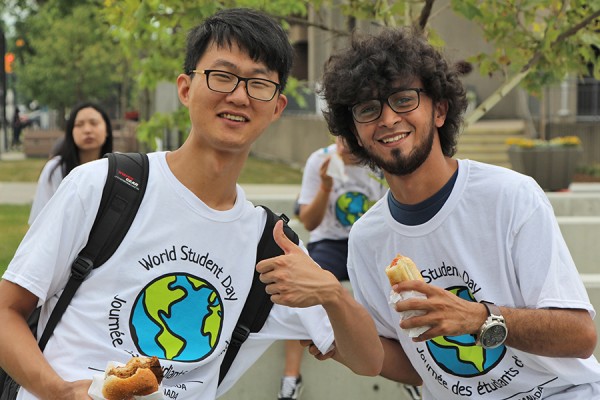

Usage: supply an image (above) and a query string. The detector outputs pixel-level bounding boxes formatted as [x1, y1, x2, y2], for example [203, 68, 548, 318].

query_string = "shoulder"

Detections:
[37, 156, 64, 181]
[57, 158, 110, 201]
[351, 196, 387, 233]
[460, 159, 550, 210]
[461, 159, 538, 192]
[307, 144, 335, 162]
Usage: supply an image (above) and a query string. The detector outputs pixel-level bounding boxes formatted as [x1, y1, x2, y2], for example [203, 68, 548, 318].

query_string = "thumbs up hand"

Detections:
[256, 220, 340, 308]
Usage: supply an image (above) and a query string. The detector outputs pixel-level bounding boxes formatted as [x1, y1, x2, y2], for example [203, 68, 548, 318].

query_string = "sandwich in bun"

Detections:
[385, 253, 423, 286]
[384, 253, 430, 337]
[102, 356, 163, 400]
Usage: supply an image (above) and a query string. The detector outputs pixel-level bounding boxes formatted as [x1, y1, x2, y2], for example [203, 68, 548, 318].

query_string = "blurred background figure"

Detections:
[278, 136, 387, 400]
[11, 106, 23, 149]
[28, 102, 113, 224]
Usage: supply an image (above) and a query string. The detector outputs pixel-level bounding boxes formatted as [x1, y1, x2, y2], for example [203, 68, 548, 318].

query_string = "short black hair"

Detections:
[184, 8, 294, 91]
[320, 27, 468, 165]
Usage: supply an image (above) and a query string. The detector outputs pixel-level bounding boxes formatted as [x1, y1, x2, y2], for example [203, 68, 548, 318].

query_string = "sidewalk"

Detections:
[0, 150, 26, 161]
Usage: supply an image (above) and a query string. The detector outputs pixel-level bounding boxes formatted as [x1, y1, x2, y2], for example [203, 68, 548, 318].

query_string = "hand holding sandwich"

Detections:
[385, 254, 487, 341]
[391, 278, 488, 342]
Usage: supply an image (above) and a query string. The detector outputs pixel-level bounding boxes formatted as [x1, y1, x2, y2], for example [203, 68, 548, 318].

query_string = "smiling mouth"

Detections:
[380, 133, 409, 144]
[220, 113, 248, 122]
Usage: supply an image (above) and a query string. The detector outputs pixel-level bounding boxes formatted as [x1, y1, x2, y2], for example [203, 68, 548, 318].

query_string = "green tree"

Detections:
[100, 0, 599, 143]
[3, 0, 128, 125]
[453, 0, 600, 127]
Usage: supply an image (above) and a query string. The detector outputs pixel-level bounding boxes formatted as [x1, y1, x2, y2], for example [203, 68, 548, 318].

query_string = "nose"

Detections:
[377, 103, 402, 128]
[226, 80, 251, 105]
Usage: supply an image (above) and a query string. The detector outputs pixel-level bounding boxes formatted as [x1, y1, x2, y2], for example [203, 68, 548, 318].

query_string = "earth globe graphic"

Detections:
[335, 192, 371, 226]
[426, 286, 506, 377]
[131, 273, 223, 362]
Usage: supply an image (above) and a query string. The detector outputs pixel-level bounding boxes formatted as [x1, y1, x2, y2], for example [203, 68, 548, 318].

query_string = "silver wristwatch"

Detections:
[476, 302, 508, 349]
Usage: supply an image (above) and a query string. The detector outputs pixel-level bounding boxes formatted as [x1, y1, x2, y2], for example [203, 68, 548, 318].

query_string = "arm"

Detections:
[298, 157, 333, 231]
[379, 337, 422, 385]
[0, 280, 92, 399]
[256, 220, 383, 376]
[393, 280, 597, 358]
[302, 335, 422, 384]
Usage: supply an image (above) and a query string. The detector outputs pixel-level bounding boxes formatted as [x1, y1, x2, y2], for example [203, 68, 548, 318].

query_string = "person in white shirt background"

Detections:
[28, 102, 113, 224]
[278, 135, 387, 400]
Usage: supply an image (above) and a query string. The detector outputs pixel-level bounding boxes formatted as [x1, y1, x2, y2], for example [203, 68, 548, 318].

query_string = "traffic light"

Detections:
[4, 52, 14, 74]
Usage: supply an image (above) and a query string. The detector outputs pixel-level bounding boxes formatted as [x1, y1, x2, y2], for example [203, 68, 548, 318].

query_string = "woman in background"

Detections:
[29, 102, 113, 224]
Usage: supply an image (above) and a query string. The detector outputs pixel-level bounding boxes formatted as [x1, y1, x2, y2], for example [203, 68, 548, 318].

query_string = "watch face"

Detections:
[482, 324, 507, 348]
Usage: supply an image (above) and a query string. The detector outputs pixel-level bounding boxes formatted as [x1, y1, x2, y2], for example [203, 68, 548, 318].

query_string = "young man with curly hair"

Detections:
[317, 27, 600, 399]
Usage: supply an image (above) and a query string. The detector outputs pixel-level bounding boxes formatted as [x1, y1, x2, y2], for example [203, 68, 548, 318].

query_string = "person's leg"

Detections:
[283, 340, 304, 377]
[278, 341, 304, 399]
[277, 240, 348, 399]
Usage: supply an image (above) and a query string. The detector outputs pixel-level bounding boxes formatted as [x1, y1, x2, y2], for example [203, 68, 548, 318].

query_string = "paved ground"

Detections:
[1, 149, 598, 206]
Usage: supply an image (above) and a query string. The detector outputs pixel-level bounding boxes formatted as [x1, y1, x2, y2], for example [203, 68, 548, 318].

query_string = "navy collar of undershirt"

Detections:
[387, 167, 459, 226]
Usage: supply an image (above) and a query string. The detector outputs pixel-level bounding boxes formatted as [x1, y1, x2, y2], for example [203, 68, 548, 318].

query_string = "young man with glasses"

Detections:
[318, 27, 600, 399]
[0, 9, 383, 400]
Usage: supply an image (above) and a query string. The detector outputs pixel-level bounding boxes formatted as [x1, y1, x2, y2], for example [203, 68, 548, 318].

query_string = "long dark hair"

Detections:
[51, 102, 113, 178]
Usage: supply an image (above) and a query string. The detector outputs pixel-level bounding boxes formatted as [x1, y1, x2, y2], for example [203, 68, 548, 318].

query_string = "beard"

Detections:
[364, 116, 435, 176]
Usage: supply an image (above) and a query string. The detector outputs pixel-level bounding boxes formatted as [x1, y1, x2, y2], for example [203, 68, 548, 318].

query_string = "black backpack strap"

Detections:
[38, 152, 149, 351]
[218, 205, 299, 385]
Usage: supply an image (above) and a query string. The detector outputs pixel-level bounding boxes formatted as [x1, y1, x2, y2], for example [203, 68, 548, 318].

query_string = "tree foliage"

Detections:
[4, 0, 127, 120]
[4, 0, 598, 138]
[451, 0, 600, 125]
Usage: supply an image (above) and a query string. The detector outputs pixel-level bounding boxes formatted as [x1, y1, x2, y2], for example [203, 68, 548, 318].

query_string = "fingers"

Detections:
[272, 219, 299, 255]
[301, 340, 337, 361]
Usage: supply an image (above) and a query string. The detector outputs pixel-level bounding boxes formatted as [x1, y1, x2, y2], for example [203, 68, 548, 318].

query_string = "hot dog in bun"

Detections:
[385, 253, 423, 286]
[102, 356, 163, 400]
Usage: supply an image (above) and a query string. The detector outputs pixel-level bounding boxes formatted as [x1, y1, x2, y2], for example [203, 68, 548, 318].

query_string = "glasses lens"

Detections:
[206, 71, 277, 101]
[352, 100, 382, 123]
[388, 90, 420, 113]
[247, 79, 278, 101]
[207, 71, 238, 93]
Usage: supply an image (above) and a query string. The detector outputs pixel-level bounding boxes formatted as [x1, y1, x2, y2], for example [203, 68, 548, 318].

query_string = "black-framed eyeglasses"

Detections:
[191, 69, 281, 102]
[350, 88, 426, 123]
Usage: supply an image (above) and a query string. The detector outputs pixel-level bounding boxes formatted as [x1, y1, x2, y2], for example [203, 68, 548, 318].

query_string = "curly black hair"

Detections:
[319, 27, 468, 165]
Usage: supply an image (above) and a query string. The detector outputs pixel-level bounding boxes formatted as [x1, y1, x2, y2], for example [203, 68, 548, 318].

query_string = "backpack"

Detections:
[0, 152, 298, 399]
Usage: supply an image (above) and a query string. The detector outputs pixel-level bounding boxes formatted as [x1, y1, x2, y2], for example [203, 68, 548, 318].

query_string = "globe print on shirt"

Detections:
[426, 286, 506, 377]
[131, 274, 223, 361]
[335, 191, 373, 226]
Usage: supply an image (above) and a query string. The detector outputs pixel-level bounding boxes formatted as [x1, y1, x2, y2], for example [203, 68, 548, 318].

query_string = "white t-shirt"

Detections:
[5, 152, 334, 400]
[28, 156, 64, 225]
[348, 159, 600, 400]
[298, 144, 387, 243]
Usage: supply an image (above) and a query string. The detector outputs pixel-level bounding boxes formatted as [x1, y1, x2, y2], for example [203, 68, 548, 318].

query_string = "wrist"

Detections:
[320, 184, 332, 193]
[473, 302, 488, 334]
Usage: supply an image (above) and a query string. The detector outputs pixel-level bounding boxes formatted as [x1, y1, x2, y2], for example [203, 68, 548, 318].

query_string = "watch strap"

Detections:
[482, 301, 502, 318]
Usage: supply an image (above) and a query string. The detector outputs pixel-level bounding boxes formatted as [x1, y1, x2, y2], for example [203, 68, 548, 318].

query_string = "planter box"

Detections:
[508, 146, 583, 191]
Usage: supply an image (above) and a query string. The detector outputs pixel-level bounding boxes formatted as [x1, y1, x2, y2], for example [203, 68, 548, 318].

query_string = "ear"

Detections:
[177, 74, 192, 107]
[270, 93, 288, 122]
[434, 100, 449, 128]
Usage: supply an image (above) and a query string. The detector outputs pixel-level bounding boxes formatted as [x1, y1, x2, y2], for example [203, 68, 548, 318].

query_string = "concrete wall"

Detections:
[219, 334, 413, 400]
[251, 115, 331, 168]
[547, 192, 600, 275]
